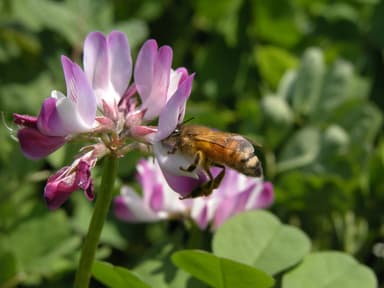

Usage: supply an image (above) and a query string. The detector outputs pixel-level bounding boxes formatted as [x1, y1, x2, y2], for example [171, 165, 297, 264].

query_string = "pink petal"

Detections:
[107, 31, 132, 96]
[83, 32, 109, 91]
[114, 187, 163, 222]
[175, 67, 189, 83]
[212, 181, 274, 229]
[43, 159, 96, 210]
[194, 204, 210, 230]
[45, 186, 73, 210]
[212, 196, 238, 229]
[134, 40, 157, 102]
[44, 167, 76, 210]
[150, 45, 173, 103]
[114, 196, 136, 221]
[155, 74, 194, 141]
[13, 113, 37, 128]
[149, 183, 164, 212]
[136, 159, 156, 202]
[161, 170, 207, 198]
[61, 56, 97, 127]
[37, 97, 67, 136]
[135, 40, 173, 120]
[129, 125, 158, 139]
[211, 181, 258, 229]
[75, 160, 94, 200]
[17, 127, 66, 160]
[249, 182, 274, 209]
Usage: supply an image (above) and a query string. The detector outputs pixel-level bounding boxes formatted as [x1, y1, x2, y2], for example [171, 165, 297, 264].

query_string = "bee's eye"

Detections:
[173, 129, 180, 135]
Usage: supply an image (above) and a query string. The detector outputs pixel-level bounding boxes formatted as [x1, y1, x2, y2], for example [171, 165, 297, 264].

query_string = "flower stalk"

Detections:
[74, 154, 118, 288]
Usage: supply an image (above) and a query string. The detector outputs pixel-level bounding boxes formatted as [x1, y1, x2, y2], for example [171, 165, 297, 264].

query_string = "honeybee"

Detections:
[162, 124, 263, 199]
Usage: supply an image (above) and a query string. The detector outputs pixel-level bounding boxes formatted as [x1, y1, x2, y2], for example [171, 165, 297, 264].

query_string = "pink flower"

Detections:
[14, 56, 97, 159]
[14, 31, 133, 159]
[44, 150, 98, 210]
[12, 31, 196, 210]
[83, 31, 132, 110]
[190, 169, 274, 230]
[114, 159, 187, 222]
[114, 158, 274, 230]
[128, 41, 199, 197]
[127, 39, 194, 140]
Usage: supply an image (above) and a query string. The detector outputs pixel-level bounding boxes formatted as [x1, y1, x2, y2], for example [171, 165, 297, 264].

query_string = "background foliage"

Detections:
[0, 0, 383, 287]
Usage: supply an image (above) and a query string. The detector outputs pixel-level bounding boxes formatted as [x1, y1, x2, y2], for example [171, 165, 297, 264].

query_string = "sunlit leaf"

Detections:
[369, 0, 384, 48]
[0, 211, 80, 285]
[172, 250, 275, 288]
[291, 48, 325, 116]
[255, 45, 298, 89]
[192, 0, 244, 46]
[133, 244, 203, 288]
[250, 0, 302, 47]
[93, 261, 150, 288]
[277, 127, 321, 173]
[12, 0, 82, 44]
[312, 60, 369, 123]
[282, 252, 377, 288]
[114, 19, 149, 49]
[261, 95, 294, 148]
[212, 211, 311, 275]
[0, 251, 18, 287]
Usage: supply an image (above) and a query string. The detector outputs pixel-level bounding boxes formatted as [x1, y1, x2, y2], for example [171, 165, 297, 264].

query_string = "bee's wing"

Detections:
[194, 133, 255, 152]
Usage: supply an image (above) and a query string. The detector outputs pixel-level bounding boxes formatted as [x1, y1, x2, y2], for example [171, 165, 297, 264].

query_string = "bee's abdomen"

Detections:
[234, 154, 263, 177]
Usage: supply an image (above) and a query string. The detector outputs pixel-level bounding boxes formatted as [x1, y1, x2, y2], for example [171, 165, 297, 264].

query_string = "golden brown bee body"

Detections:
[162, 125, 263, 198]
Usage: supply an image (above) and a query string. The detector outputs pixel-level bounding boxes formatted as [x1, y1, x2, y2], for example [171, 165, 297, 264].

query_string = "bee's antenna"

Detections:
[182, 117, 194, 125]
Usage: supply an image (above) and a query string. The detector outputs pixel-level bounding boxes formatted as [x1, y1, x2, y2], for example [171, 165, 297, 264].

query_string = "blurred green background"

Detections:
[0, 0, 383, 287]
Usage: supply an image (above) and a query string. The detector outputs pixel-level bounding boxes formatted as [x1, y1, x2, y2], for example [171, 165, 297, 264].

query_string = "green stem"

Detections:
[74, 154, 118, 288]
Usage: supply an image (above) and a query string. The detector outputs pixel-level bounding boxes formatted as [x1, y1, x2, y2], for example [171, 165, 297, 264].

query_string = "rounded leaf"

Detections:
[172, 250, 274, 288]
[212, 211, 310, 275]
[282, 252, 377, 288]
[92, 261, 150, 288]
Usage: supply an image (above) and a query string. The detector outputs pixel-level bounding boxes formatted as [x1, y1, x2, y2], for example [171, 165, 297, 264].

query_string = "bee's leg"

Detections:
[179, 150, 204, 173]
[210, 164, 226, 190]
[200, 164, 225, 195]
[181, 164, 226, 199]
[167, 145, 177, 154]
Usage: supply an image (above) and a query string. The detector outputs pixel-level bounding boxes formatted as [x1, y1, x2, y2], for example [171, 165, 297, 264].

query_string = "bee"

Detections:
[162, 124, 263, 199]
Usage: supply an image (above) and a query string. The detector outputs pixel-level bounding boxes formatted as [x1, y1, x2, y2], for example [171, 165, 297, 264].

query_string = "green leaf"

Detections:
[114, 19, 149, 49]
[312, 60, 369, 123]
[134, 244, 203, 288]
[192, 0, 244, 46]
[250, 0, 302, 47]
[291, 48, 325, 115]
[194, 40, 242, 102]
[0, 73, 56, 114]
[71, 193, 127, 251]
[261, 95, 294, 148]
[282, 252, 378, 288]
[0, 210, 80, 285]
[277, 127, 321, 173]
[92, 261, 150, 288]
[369, 0, 384, 48]
[0, 251, 18, 287]
[277, 70, 297, 100]
[13, 0, 83, 44]
[172, 250, 275, 288]
[255, 45, 298, 89]
[186, 102, 235, 130]
[212, 211, 311, 275]
[334, 101, 382, 153]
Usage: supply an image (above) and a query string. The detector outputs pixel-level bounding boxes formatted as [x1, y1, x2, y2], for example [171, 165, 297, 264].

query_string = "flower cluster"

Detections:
[13, 31, 194, 209]
[114, 158, 274, 230]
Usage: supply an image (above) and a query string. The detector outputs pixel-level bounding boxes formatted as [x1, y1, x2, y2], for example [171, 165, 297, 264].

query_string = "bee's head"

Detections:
[162, 125, 182, 149]
[171, 127, 181, 136]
